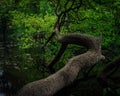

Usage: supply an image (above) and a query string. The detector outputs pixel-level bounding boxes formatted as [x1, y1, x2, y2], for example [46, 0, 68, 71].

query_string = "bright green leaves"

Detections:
[67, 4, 114, 47]
[10, 10, 56, 49]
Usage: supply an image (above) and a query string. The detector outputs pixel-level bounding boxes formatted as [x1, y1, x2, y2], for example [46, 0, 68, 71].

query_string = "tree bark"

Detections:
[17, 33, 104, 96]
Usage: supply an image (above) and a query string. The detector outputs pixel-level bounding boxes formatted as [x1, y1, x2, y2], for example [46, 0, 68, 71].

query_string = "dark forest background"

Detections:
[0, 0, 120, 96]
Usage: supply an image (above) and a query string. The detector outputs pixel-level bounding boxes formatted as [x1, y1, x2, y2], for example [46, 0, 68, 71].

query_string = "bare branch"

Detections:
[17, 32, 105, 96]
[61, 0, 82, 15]
[55, 0, 61, 16]
[44, 0, 83, 47]
[42, 32, 55, 48]
[64, 0, 76, 10]
[16, 1, 105, 96]
[48, 44, 68, 73]
[57, 33, 102, 51]
[54, 24, 61, 39]
[61, 17, 88, 25]
[17, 42, 104, 96]
[64, 0, 69, 10]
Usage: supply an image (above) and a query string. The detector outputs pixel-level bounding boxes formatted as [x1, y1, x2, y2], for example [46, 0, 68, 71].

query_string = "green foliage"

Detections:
[7, 10, 57, 80]
[68, 5, 114, 47]
[117, 88, 120, 95]
[9, 10, 56, 49]
[0, 0, 120, 95]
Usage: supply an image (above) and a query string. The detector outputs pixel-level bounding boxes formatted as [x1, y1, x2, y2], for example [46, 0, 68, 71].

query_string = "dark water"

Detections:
[0, 68, 6, 96]
[0, 40, 16, 96]
[0, 67, 14, 96]
[0, 93, 5, 96]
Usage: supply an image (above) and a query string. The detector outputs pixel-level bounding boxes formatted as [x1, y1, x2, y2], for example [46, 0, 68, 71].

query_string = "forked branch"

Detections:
[54, 24, 102, 51]
[44, 0, 83, 47]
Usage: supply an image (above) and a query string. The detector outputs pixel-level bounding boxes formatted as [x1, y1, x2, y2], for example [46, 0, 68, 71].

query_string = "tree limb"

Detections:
[48, 44, 68, 73]
[16, 1, 105, 96]
[17, 32, 104, 96]
[43, 0, 83, 47]
[55, 25, 102, 51]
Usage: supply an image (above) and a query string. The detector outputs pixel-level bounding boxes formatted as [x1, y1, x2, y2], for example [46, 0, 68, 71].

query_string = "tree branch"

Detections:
[43, 0, 83, 47]
[55, 27, 102, 51]
[48, 44, 68, 73]
[42, 32, 55, 48]
[16, 1, 105, 96]
[17, 32, 104, 96]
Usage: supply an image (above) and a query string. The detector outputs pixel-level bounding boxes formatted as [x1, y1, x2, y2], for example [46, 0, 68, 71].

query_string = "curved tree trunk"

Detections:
[17, 31, 105, 96]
